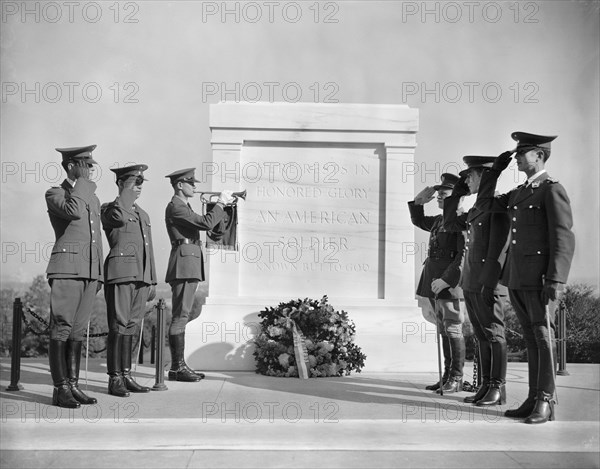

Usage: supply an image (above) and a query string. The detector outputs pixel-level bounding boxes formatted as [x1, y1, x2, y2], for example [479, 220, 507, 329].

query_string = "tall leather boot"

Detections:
[505, 345, 538, 418]
[66, 340, 97, 405]
[168, 334, 201, 382]
[525, 391, 555, 424]
[426, 335, 451, 390]
[49, 339, 80, 409]
[465, 340, 491, 403]
[437, 335, 465, 393]
[106, 331, 130, 397]
[121, 334, 150, 393]
[524, 329, 557, 424]
[535, 327, 557, 397]
[477, 341, 507, 406]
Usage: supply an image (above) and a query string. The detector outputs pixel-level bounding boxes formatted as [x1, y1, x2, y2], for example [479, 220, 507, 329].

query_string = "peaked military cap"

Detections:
[55, 144, 97, 164]
[433, 173, 460, 191]
[511, 131, 557, 153]
[110, 164, 149, 181]
[165, 168, 201, 184]
[459, 155, 496, 177]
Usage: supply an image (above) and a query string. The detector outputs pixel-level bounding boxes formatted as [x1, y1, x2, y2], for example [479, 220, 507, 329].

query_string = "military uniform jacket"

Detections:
[443, 194, 509, 294]
[408, 201, 465, 299]
[101, 197, 157, 285]
[164, 196, 226, 283]
[475, 170, 575, 290]
[45, 179, 103, 280]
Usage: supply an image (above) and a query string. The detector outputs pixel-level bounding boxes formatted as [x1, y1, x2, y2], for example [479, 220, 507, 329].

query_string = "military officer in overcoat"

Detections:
[409, 173, 466, 393]
[45, 145, 103, 408]
[475, 132, 575, 424]
[101, 164, 157, 397]
[443, 156, 510, 406]
[164, 168, 234, 382]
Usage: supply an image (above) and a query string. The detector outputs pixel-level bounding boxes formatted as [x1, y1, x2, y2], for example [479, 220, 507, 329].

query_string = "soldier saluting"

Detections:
[409, 173, 466, 393]
[164, 168, 234, 382]
[475, 132, 575, 424]
[101, 164, 157, 397]
[443, 156, 510, 407]
[45, 145, 103, 408]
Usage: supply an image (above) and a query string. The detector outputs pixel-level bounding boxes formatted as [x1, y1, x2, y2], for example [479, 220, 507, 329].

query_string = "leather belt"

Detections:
[171, 238, 200, 247]
[428, 250, 457, 260]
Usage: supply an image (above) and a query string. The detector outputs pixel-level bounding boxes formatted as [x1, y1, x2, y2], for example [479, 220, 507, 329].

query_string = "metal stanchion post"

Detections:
[151, 325, 156, 365]
[152, 299, 168, 391]
[138, 328, 144, 365]
[7, 298, 24, 391]
[557, 302, 569, 376]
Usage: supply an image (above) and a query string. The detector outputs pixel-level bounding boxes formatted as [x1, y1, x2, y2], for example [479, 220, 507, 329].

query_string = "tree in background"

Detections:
[561, 284, 600, 363]
[504, 283, 600, 363]
[0, 275, 110, 358]
[0, 287, 18, 357]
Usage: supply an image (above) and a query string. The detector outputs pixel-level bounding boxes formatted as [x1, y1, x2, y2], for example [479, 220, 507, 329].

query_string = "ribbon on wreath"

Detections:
[291, 322, 310, 379]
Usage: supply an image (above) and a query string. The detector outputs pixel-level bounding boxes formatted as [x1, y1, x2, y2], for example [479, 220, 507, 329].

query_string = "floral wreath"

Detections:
[253, 296, 366, 377]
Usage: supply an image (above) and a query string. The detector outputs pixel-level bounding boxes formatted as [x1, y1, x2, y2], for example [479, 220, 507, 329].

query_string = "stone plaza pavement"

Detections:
[1, 358, 598, 469]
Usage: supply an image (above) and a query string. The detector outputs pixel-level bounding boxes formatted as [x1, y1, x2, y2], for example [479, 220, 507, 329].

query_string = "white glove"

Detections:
[217, 190, 235, 205]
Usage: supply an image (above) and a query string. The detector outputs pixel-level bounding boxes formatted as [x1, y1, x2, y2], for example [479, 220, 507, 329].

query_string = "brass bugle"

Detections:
[194, 189, 247, 205]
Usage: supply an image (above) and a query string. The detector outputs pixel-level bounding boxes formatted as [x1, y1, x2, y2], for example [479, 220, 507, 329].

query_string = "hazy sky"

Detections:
[1, 0, 598, 290]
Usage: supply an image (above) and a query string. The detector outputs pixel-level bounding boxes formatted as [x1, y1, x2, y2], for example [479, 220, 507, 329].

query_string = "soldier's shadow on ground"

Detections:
[206, 372, 509, 420]
[0, 359, 155, 405]
[185, 314, 503, 415]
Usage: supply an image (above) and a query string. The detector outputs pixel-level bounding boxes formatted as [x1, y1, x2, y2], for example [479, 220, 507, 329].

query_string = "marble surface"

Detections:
[189, 103, 422, 371]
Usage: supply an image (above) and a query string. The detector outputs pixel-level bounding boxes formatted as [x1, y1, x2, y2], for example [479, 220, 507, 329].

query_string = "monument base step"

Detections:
[185, 302, 438, 373]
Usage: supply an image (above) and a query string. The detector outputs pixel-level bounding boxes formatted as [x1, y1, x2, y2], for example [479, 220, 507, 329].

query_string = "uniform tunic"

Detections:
[102, 196, 157, 334]
[164, 196, 225, 334]
[45, 178, 103, 340]
[444, 194, 509, 342]
[475, 169, 575, 395]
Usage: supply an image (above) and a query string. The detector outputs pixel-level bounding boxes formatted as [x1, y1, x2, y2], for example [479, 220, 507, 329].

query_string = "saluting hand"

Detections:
[414, 187, 436, 205]
[492, 150, 514, 172]
[452, 176, 470, 197]
[70, 163, 90, 180]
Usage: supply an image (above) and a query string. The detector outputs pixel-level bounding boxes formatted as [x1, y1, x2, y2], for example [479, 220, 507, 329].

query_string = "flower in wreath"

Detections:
[317, 341, 334, 354]
[268, 325, 285, 337]
[253, 295, 367, 377]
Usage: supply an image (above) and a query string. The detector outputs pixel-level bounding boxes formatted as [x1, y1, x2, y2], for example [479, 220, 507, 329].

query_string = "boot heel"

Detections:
[524, 394, 554, 424]
[108, 375, 130, 397]
[437, 377, 462, 394]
